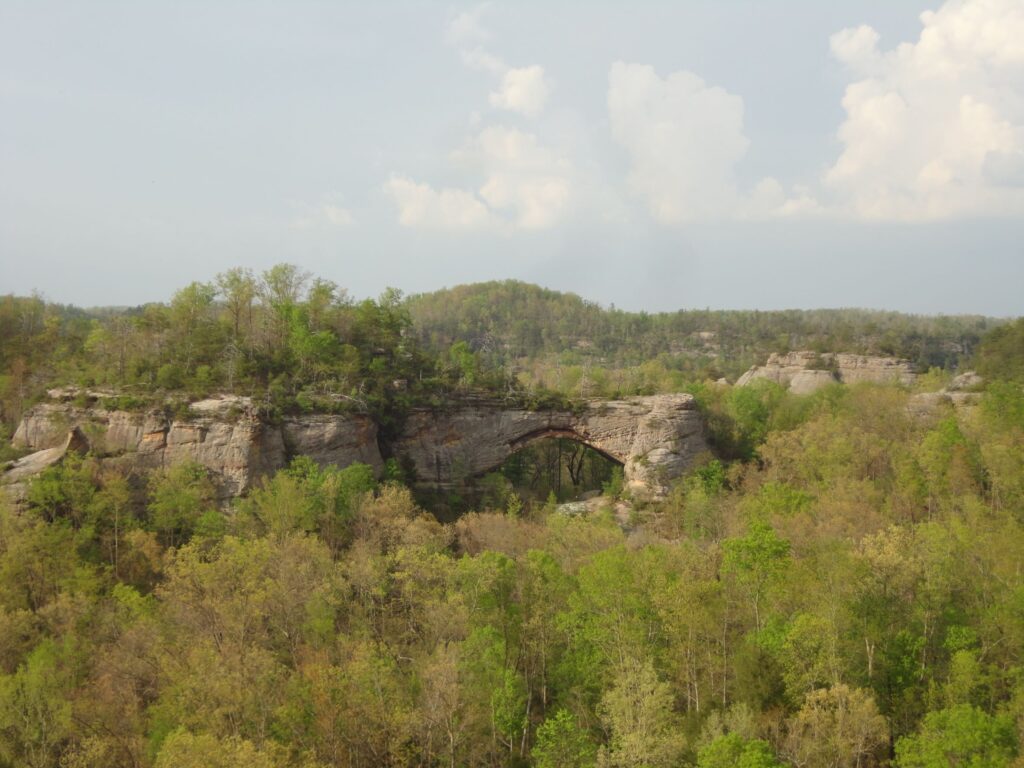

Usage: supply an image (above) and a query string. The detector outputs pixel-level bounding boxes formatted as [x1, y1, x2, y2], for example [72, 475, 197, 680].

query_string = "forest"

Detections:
[1, 268, 1023, 767]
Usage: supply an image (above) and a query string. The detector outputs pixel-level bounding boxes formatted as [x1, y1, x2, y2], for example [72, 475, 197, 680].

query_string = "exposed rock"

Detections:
[188, 395, 253, 416]
[907, 391, 952, 416]
[737, 351, 916, 394]
[281, 415, 383, 473]
[6, 392, 708, 500]
[392, 393, 707, 497]
[948, 371, 983, 391]
[45, 386, 119, 402]
[832, 353, 917, 386]
[11, 402, 297, 498]
[1, 428, 90, 503]
[788, 369, 839, 395]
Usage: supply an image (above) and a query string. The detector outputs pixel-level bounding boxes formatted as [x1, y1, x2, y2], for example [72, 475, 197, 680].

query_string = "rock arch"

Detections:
[5, 393, 708, 500]
[390, 393, 707, 496]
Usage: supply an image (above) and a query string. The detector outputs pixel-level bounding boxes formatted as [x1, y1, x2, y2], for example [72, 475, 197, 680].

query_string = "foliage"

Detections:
[0, 278, 1022, 767]
[894, 705, 1018, 767]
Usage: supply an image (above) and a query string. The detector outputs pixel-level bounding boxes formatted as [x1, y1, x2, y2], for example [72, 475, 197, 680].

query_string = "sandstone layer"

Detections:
[736, 352, 917, 394]
[394, 393, 707, 495]
[9, 397, 379, 499]
[5, 393, 708, 499]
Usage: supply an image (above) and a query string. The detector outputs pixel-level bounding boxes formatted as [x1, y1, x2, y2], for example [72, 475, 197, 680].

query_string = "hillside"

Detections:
[407, 280, 998, 394]
[2, 272, 1024, 766]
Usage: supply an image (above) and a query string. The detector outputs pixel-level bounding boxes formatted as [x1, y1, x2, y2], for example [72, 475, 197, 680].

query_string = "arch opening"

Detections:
[473, 432, 624, 515]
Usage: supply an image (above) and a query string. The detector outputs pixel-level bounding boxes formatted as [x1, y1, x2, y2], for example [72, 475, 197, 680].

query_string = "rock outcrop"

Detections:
[907, 371, 983, 415]
[736, 352, 917, 394]
[10, 397, 378, 499]
[5, 393, 708, 500]
[393, 393, 707, 496]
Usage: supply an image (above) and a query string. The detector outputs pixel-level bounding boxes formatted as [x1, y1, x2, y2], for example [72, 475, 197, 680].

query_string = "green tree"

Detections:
[698, 733, 784, 768]
[533, 709, 596, 768]
[894, 704, 1018, 768]
[596, 658, 684, 768]
[147, 462, 216, 548]
[722, 520, 791, 631]
[0, 640, 72, 768]
[782, 685, 889, 768]
[154, 729, 281, 768]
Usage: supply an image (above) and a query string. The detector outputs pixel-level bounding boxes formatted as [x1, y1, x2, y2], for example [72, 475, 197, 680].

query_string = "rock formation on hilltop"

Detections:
[736, 351, 917, 394]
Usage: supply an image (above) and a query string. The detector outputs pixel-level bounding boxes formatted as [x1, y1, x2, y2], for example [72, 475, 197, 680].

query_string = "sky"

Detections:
[1, 0, 1023, 315]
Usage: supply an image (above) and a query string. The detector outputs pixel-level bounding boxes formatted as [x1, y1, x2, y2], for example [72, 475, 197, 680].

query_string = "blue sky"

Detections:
[2, 1, 1022, 314]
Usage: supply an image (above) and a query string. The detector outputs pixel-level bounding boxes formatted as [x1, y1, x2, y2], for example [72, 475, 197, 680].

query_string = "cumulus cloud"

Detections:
[385, 126, 571, 232]
[825, 0, 1024, 220]
[608, 62, 752, 222]
[446, 4, 551, 117]
[489, 65, 549, 117]
[606, 62, 818, 222]
[467, 126, 570, 228]
[384, 176, 494, 232]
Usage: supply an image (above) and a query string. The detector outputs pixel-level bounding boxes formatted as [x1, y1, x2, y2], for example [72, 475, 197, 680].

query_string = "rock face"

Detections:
[10, 399, 378, 499]
[736, 352, 916, 394]
[907, 371, 983, 415]
[393, 393, 707, 496]
[5, 393, 708, 499]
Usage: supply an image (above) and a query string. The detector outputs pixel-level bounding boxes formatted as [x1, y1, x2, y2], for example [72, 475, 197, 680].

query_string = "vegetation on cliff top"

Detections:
[0, 270, 1008, 434]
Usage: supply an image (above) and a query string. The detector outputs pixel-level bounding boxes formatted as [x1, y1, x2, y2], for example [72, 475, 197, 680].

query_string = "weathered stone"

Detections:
[948, 371, 983, 391]
[281, 415, 383, 473]
[391, 393, 707, 496]
[1, 428, 90, 503]
[737, 351, 916, 394]
[788, 369, 839, 395]
[9, 402, 290, 498]
[6, 393, 707, 499]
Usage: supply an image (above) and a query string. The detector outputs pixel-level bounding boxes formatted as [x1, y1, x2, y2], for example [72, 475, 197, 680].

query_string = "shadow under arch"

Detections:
[504, 427, 626, 470]
[454, 428, 625, 517]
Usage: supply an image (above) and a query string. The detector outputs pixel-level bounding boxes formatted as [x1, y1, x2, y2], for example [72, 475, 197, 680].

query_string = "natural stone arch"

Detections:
[505, 427, 625, 468]
[390, 393, 707, 497]
[5, 393, 708, 501]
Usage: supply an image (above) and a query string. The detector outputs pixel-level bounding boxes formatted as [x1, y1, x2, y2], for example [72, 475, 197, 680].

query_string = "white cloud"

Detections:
[385, 126, 571, 232]
[384, 176, 494, 232]
[321, 204, 354, 227]
[446, 4, 550, 117]
[489, 65, 549, 117]
[467, 126, 571, 228]
[607, 62, 752, 222]
[825, 0, 1024, 220]
[461, 47, 506, 75]
[445, 4, 490, 47]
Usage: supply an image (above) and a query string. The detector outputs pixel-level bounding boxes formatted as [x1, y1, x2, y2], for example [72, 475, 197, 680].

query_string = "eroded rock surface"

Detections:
[10, 400, 376, 498]
[393, 393, 707, 496]
[737, 351, 917, 394]
[5, 392, 708, 499]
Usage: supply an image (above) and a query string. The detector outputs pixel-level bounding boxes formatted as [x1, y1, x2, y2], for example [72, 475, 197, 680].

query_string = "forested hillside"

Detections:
[407, 281, 997, 392]
[0, 273, 1000, 437]
[1, 272, 1024, 767]
[0, 268, 508, 443]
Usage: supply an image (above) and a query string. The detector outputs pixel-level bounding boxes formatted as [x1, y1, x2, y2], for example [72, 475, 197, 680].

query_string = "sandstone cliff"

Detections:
[5, 393, 707, 500]
[9, 396, 381, 499]
[736, 351, 917, 394]
[393, 393, 707, 496]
